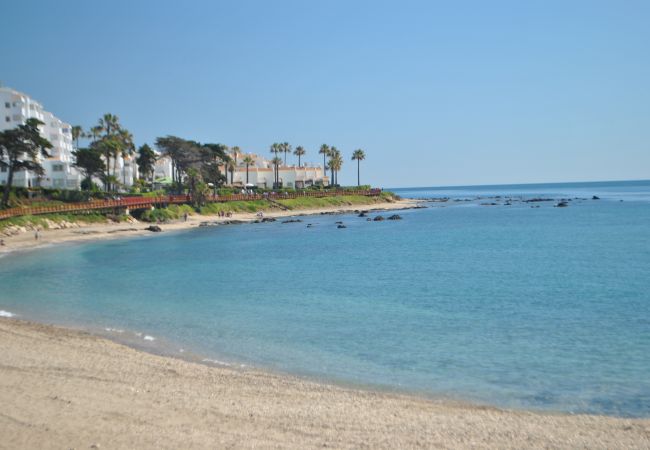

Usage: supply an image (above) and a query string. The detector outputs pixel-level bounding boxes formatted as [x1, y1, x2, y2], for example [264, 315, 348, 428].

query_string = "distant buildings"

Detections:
[227, 150, 328, 189]
[1, 86, 327, 192]
[0, 86, 82, 189]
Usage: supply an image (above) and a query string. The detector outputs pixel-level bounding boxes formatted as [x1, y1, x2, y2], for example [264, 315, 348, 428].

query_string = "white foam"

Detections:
[0, 310, 16, 318]
[104, 327, 125, 333]
[143, 335, 155, 341]
[201, 358, 232, 367]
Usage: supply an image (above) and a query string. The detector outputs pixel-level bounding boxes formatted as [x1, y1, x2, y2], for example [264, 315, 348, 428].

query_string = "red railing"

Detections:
[0, 189, 382, 220]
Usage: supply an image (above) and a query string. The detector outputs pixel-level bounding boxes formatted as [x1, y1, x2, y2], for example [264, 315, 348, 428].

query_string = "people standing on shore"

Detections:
[34, 229, 40, 241]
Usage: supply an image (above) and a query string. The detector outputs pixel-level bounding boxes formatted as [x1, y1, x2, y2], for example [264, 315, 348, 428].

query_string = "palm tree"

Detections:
[318, 144, 329, 179]
[351, 149, 366, 187]
[271, 156, 282, 187]
[293, 146, 306, 167]
[225, 158, 235, 184]
[328, 146, 340, 186]
[281, 142, 292, 165]
[230, 146, 239, 167]
[328, 152, 343, 187]
[71, 125, 83, 149]
[242, 155, 254, 184]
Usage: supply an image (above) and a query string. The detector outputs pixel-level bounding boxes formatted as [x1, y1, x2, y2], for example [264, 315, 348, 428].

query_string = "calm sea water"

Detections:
[1, 180, 649, 417]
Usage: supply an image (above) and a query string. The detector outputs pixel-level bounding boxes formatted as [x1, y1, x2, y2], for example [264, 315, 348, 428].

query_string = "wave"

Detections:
[0, 310, 16, 318]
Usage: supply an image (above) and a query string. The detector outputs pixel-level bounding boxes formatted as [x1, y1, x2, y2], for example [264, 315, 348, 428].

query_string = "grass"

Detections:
[139, 204, 196, 222]
[200, 200, 272, 215]
[0, 213, 110, 231]
[276, 193, 396, 210]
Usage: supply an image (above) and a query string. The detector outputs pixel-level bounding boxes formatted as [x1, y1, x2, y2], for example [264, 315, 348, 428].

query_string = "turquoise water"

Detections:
[1, 180, 649, 417]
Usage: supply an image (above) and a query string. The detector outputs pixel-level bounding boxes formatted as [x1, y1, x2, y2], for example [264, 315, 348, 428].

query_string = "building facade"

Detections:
[228, 152, 328, 188]
[0, 87, 83, 189]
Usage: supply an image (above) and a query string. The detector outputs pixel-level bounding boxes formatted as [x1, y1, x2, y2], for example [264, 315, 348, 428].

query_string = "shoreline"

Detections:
[0, 198, 420, 255]
[1, 318, 648, 449]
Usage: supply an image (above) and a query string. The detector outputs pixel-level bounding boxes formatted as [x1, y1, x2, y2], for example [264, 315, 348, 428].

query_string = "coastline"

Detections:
[1, 318, 648, 449]
[0, 198, 420, 255]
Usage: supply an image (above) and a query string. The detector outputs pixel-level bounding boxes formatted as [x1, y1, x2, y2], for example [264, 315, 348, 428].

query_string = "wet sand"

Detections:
[1, 319, 648, 449]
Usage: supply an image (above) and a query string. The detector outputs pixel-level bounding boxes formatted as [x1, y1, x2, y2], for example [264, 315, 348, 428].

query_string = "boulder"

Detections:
[281, 219, 303, 224]
[337, 224, 347, 229]
[145, 225, 162, 232]
[592, 195, 600, 200]
[261, 217, 276, 223]
[387, 214, 402, 220]
[555, 201, 569, 208]
[373, 216, 385, 221]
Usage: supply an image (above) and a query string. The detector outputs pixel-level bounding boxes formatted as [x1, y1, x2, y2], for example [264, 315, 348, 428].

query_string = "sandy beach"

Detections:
[0, 198, 419, 255]
[2, 197, 650, 449]
[0, 319, 648, 449]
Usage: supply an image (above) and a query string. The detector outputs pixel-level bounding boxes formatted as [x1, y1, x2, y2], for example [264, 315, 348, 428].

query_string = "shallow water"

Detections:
[1, 180, 649, 417]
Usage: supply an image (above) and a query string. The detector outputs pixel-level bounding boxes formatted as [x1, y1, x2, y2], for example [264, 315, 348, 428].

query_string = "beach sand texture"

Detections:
[1, 319, 649, 449]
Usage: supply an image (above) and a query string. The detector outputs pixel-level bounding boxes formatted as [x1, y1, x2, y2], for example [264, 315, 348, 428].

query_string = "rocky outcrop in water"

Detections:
[387, 214, 402, 220]
[373, 216, 385, 221]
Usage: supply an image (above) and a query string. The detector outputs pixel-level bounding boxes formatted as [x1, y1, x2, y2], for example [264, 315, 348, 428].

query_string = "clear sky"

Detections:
[1, 0, 648, 187]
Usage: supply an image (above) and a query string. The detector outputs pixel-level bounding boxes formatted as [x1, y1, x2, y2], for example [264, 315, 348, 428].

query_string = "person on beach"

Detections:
[34, 229, 40, 241]
[183, 212, 188, 222]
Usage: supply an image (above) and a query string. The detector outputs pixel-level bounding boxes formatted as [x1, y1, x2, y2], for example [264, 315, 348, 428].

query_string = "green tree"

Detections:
[73, 147, 106, 190]
[242, 155, 255, 184]
[351, 149, 366, 187]
[136, 144, 157, 187]
[0, 118, 53, 208]
[201, 143, 229, 188]
[294, 146, 306, 167]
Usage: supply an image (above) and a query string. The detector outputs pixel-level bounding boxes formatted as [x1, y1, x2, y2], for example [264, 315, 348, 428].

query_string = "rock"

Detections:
[592, 195, 600, 200]
[358, 211, 368, 217]
[335, 221, 343, 224]
[337, 224, 346, 228]
[145, 225, 162, 232]
[281, 219, 303, 224]
[306, 224, 313, 228]
[555, 201, 569, 207]
[524, 198, 554, 203]
[387, 214, 402, 220]
[261, 217, 276, 223]
[373, 216, 385, 221]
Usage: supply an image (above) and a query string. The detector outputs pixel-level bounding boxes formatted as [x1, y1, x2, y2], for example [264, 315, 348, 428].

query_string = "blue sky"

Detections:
[1, 0, 648, 187]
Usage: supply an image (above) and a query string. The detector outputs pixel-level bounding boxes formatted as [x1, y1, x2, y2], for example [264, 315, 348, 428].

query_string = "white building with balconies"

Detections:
[0, 86, 82, 189]
[228, 152, 328, 188]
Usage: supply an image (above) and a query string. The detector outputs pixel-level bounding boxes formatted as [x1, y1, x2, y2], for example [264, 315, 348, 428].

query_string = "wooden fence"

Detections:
[0, 189, 382, 220]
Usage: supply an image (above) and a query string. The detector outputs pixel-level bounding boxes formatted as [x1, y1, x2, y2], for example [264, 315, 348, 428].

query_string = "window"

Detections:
[52, 164, 64, 172]
[5, 116, 9, 122]
[4, 102, 9, 108]
[1, 166, 7, 172]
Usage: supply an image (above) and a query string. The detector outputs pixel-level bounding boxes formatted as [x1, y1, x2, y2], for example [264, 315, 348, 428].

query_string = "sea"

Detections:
[1, 179, 649, 417]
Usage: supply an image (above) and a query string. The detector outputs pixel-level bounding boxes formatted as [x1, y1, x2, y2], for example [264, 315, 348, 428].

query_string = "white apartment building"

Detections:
[0, 86, 82, 189]
[229, 152, 328, 188]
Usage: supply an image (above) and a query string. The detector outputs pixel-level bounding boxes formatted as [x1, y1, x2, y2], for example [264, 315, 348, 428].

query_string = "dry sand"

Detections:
[1, 319, 648, 449]
[0, 198, 419, 255]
